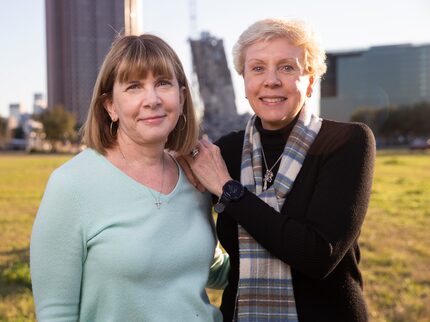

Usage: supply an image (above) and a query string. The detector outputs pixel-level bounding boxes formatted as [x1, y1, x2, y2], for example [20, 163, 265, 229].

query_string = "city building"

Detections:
[190, 32, 250, 141]
[33, 93, 47, 116]
[8, 103, 24, 129]
[321, 43, 430, 122]
[45, 0, 141, 125]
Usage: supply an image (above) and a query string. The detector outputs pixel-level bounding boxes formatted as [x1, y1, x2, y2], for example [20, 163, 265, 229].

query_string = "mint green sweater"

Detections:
[30, 149, 227, 322]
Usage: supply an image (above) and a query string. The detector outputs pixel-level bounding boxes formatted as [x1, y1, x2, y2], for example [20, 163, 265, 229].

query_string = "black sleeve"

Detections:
[221, 123, 376, 279]
[213, 131, 245, 204]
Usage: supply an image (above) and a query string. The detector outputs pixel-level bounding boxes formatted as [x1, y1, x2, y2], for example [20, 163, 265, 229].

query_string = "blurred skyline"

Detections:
[1, 0, 430, 117]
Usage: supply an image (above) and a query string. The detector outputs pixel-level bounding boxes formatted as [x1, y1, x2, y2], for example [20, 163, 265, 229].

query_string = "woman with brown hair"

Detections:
[30, 34, 228, 322]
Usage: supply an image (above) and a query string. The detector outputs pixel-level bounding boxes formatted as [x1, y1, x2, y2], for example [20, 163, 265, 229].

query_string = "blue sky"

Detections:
[1, 0, 430, 117]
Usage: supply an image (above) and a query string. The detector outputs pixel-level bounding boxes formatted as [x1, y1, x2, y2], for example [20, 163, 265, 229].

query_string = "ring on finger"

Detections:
[190, 147, 200, 159]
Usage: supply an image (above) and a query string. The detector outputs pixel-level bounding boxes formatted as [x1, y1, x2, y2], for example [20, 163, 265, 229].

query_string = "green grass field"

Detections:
[0, 151, 429, 321]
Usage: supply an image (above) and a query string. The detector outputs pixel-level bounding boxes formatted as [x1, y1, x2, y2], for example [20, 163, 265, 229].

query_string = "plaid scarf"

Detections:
[236, 104, 322, 321]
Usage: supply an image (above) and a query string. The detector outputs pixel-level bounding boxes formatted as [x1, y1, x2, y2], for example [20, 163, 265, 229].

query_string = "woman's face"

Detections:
[105, 69, 185, 146]
[243, 37, 314, 130]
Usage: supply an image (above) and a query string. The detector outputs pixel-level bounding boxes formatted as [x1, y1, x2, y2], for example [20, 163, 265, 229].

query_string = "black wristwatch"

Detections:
[214, 180, 245, 213]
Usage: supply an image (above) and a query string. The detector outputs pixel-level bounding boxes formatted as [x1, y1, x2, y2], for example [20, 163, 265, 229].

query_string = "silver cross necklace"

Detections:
[118, 145, 165, 209]
[261, 147, 283, 191]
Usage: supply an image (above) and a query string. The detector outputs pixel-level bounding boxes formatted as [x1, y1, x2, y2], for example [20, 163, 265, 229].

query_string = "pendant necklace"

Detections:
[118, 145, 165, 209]
[261, 147, 283, 191]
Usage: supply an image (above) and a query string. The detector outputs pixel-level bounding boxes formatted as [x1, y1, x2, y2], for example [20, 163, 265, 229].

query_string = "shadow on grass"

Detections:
[0, 247, 32, 297]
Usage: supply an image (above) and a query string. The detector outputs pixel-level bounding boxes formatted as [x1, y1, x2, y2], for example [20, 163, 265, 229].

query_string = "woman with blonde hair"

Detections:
[30, 34, 228, 322]
[184, 18, 375, 321]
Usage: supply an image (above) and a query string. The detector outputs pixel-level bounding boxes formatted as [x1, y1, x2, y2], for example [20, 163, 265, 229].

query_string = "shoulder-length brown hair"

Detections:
[82, 34, 198, 155]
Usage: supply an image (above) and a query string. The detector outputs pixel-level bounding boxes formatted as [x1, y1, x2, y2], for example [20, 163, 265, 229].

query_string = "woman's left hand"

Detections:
[184, 138, 232, 197]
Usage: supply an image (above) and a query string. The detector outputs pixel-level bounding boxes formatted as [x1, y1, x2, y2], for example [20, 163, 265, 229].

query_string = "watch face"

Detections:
[223, 180, 244, 200]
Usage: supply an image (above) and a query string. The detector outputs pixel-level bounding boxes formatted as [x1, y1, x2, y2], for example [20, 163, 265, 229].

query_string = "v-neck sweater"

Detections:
[30, 148, 223, 322]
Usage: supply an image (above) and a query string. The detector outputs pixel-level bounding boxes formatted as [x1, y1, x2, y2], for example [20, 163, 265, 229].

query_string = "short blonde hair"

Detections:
[82, 34, 198, 155]
[233, 18, 327, 78]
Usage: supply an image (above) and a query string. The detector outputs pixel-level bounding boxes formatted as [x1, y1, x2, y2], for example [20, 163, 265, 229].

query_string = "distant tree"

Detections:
[351, 102, 430, 140]
[351, 107, 380, 134]
[12, 126, 25, 139]
[378, 107, 408, 137]
[0, 117, 7, 135]
[410, 102, 430, 136]
[38, 106, 77, 143]
[0, 117, 9, 147]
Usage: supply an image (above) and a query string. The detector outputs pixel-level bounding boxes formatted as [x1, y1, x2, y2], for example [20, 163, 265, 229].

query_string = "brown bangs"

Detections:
[115, 37, 175, 84]
[83, 33, 198, 155]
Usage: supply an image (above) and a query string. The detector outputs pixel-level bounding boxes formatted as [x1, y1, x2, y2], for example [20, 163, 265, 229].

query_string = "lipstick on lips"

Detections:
[139, 114, 167, 125]
[260, 96, 287, 103]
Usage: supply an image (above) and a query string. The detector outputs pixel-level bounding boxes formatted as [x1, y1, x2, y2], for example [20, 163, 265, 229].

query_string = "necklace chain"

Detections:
[118, 145, 165, 209]
[261, 147, 283, 191]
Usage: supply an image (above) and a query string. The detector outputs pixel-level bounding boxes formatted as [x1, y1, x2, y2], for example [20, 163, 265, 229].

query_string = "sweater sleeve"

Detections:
[30, 169, 85, 322]
[220, 123, 376, 279]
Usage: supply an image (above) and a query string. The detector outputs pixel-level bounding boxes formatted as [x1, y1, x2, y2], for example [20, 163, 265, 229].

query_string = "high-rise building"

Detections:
[46, 0, 129, 125]
[321, 43, 430, 122]
[8, 103, 24, 129]
[33, 93, 47, 116]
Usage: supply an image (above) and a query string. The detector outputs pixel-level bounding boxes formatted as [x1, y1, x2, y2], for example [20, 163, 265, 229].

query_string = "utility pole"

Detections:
[124, 0, 142, 35]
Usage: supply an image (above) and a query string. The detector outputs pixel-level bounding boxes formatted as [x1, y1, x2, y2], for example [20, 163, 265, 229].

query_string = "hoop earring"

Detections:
[110, 120, 118, 137]
[178, 114, 186, 131]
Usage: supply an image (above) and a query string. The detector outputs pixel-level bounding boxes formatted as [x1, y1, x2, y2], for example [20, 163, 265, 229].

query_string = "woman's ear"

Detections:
[104, 96, 118, 121]
[179, 86, 186, 111]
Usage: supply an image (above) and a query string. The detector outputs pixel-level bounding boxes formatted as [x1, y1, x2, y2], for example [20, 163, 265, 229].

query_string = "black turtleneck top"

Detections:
[254, 116, 296, 189]
[214, 117, 375, 322]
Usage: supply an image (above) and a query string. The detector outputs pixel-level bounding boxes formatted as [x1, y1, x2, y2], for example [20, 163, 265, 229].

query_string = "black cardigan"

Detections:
[215, 119, 375, 322]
